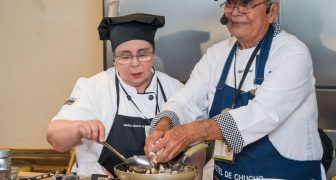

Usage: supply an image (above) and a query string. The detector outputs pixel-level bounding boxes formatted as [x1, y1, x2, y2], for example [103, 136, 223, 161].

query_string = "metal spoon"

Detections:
[101, 141, 151, 167]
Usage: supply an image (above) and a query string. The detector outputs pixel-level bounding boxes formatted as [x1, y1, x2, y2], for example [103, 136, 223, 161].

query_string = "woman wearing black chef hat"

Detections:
[46, 13, 187, 177]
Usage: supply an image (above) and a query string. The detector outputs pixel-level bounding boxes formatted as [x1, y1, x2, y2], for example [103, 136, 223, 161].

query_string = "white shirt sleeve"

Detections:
[164, 41, 230, 124]
[52, 78, 98, 121]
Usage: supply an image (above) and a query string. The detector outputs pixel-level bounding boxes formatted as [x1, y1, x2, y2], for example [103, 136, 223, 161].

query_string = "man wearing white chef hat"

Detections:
[145, 0, 327, 179]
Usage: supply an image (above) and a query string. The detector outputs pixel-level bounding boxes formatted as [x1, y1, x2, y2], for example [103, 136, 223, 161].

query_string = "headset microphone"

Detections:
[220, 15, 229, 25]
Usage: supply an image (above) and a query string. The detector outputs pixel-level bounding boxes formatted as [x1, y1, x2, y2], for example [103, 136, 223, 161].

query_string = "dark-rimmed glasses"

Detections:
[220, 0, 267, 14]
[114, 52, 154, 65]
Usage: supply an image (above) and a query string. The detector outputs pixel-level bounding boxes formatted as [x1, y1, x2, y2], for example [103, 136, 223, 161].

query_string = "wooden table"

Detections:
[18, 172, 52, 179]
[18, 171, 91, 180]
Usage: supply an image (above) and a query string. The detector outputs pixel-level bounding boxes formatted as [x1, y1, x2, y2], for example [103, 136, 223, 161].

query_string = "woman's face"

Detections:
[114, 40, 154, 92]
[224, 0, 278, 47]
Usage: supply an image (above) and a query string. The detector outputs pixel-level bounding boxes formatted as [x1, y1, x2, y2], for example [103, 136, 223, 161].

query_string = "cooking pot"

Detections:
[114, 142, 208, 180]
[114, 163, 197, 180]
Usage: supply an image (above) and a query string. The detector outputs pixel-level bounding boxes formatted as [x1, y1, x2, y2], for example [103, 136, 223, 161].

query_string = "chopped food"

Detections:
[127, 162, 194, 174]
[148, 138, 164, 165]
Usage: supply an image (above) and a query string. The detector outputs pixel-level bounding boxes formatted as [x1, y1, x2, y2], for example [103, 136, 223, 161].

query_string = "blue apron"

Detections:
[209, 26, 322, 179]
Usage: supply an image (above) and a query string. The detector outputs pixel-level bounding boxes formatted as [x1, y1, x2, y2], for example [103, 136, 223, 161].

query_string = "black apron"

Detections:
[98, 75, 167, 176]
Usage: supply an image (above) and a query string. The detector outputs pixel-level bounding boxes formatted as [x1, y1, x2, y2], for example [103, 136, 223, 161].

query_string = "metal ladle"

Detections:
[101, 141, 151, 167]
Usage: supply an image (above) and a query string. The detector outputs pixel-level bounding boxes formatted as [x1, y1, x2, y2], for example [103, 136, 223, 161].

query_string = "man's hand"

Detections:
[144, 118, 222, 163]
[147, 119, 222, 163]
[144, 118, 172, 159]
[150, 124, 194, 163]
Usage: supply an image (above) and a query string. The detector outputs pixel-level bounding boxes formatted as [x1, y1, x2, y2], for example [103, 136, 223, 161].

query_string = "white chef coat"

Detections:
[52, 67, 183, 176]
[162, 30, 324, 163]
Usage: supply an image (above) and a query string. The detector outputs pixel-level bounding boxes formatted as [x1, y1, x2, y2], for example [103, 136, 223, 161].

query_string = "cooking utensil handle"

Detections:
[182, 142, 208, 162]
[102, 141, 128, 163]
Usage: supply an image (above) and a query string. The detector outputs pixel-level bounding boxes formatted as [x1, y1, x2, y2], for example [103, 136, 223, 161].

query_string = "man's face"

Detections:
[114, 40, 154, 91]
[224, 0, 275, 44]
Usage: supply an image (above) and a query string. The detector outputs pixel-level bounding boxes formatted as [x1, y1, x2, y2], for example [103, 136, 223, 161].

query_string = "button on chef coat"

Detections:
[52, 67, 183, 176]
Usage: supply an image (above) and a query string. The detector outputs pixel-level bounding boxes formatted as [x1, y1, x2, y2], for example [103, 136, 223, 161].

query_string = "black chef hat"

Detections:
[98, 13, 165, 52]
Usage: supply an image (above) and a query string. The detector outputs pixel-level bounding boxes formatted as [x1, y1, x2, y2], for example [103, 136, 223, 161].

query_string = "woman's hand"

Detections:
[47, 119, 105, 152]
[77, 120, 105, 143]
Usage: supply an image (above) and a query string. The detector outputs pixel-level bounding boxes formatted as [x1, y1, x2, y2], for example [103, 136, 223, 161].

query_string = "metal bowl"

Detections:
[114, 163, 197, 180]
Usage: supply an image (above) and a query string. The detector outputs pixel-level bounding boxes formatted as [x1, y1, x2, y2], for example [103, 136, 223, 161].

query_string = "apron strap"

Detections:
[231, 40, 263, 108]
[216, 43, 238, 91]
[157, 78, 167, 102]
[254, 25, 274, 85]
[115, 74, 120, 115]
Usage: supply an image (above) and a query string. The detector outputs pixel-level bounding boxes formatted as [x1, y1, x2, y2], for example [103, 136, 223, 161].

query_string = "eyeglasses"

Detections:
[114, 52, 154, 65]
[220, 0, 267, 14]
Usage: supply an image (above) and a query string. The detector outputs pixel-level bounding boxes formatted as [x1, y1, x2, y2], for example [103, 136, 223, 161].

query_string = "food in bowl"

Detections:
[115, 163, 197, 180]
[128, 162, 194, 174]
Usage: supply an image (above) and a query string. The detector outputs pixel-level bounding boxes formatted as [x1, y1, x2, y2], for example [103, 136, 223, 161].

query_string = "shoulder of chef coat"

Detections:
[52, 68, 117, 121]
[155, 70, 184, 95]
[160, 37, 237, 123]
[204, 37, 237, 64]
[261, 30, 314, 90]
[192, 37, 238, 89]
[270, 30, 312, 62]
[194, 37, 237, 83]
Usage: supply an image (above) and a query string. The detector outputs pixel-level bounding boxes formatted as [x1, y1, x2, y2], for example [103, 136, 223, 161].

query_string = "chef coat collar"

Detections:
[115, 68, 157, 95]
